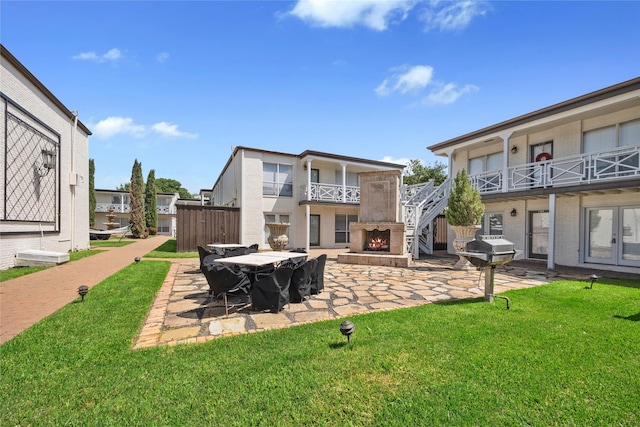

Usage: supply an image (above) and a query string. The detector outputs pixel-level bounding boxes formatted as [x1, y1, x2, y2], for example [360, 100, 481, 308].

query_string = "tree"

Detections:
[145, 169, 158, 235]
[403, 159, 447, 186]
[89, 158, 96, 228]
[155, 178, 192, 199]
[446, 169, 484, 226]
[129, 159, 146, 238]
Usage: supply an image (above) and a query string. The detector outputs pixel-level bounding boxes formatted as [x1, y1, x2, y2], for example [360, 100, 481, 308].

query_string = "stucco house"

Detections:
[206, 147, 406, 251]
[94, 189, 180, 236]
[1, 44, 91, 270]
[427, 77, 640, 274]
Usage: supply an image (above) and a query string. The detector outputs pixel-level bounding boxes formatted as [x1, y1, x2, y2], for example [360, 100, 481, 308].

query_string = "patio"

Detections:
[133, 251, 590, 348]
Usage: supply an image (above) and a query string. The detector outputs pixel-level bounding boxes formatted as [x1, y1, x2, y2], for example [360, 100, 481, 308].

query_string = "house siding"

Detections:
[1, 46, 90, 269]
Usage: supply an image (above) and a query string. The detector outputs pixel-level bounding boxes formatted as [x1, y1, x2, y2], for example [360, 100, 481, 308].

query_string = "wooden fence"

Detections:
[176, 205, 240, 253]
[433, 214, 448, 251]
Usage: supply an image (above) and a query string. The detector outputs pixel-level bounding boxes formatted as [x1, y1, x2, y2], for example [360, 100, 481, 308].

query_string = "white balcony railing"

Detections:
[300, 183, 360, 203]
[95, 203, 176, 215]
[470, 145, 639, 194]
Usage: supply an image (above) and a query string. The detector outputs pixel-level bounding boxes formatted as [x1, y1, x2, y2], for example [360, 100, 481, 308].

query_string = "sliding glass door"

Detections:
[585, 206, 640, 266]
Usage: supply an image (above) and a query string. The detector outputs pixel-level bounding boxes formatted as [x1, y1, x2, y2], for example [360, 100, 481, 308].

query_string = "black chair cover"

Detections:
[310, 254, 327, 295]
[247, 244, 259, 253]
[224, 247, 249, 258]
[251, 266, 294, 313]
[290, 258, 317, 303]
[202, 263, 251, 298]
[197, 245, 212, 265]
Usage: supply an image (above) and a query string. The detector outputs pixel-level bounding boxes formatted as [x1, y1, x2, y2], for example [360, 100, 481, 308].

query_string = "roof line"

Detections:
[427, 76, 640, 151]
[1, 44, 92, 136]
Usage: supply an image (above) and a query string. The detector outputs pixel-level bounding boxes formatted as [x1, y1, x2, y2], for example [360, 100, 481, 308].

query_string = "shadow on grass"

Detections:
[613, 313, 640, 322]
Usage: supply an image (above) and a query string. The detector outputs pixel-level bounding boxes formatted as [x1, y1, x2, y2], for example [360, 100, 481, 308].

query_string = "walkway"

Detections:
[132, 251, 596, 349]
[0, 235, 172, 344]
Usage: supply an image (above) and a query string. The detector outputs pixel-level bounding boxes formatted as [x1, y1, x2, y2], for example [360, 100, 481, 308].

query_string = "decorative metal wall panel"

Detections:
[4, 109, 59, 224]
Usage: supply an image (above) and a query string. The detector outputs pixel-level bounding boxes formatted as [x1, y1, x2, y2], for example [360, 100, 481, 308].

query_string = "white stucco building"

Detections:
[206, 147, 406, 251]
[427, 77, 640, 274]
[94, 189, 180, 236]
[0, 44, 91, 269]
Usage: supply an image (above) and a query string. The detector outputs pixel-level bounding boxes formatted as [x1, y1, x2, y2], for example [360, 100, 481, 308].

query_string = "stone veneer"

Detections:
[338, 170, 410, 267]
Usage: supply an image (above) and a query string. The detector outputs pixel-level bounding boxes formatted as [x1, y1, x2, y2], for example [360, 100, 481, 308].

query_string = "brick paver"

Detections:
[0, 235, 172, 344]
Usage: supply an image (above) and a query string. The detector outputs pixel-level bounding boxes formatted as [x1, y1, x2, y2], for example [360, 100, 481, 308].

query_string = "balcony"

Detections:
[96, 203, 176, 215]
[300, 183, 360, 204]
[470, 145, 639, 194]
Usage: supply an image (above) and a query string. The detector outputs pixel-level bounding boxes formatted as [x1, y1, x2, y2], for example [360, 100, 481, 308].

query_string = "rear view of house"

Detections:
[0, 44, 91, 269]
[428, 77, 640, 274]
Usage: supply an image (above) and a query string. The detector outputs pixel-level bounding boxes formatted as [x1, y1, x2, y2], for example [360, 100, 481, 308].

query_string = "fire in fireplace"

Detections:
[364, 229, 390, 252]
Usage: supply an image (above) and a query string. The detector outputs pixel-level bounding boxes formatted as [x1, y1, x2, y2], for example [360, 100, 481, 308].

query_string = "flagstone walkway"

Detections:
[133, 253, 592, 349]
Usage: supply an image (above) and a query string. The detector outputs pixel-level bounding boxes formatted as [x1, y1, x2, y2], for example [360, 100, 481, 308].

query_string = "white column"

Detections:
[547, 194, 556, 270]
[445, 149, 455, 178]
[305, 204, 310, 252]
[306, 160, 312, 201]
[341, 162, 347, 203]
[501, 132, 513, 193]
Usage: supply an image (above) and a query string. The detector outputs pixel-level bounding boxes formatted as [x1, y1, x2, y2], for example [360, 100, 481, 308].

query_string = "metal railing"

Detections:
[300, 183, 360, 203]
[470, 145, 639, 193]
[95, 203, 176, 214]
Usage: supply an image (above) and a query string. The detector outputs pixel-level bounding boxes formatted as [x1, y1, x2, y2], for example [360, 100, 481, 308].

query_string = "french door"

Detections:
[585, 206, 640, 266]
[528, 211, 549, 259]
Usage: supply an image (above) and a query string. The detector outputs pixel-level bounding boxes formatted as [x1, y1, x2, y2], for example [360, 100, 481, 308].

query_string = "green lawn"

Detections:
[0, 249, 104, 282]
[90, 239, 135, 248]
[1, 262, 638, 426]
[144, 237, 198, 258]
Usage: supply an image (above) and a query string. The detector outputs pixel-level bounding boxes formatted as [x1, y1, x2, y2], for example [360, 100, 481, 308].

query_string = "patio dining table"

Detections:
[213, 251, 307, 284]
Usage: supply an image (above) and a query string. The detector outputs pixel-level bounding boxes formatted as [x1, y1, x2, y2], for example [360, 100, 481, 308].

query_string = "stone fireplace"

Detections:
[338, 170, 410, 267]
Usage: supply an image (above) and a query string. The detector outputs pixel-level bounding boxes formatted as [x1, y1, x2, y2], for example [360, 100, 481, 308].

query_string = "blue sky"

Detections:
[3, 1, 639, 195]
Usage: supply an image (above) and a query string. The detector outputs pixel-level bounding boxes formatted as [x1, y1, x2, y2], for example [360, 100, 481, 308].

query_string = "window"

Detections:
[111, 195, 129, 204]
[469, 152, 502, 175]
[158, 219, 171, 233]
[335, 170, 358, 186]
[483, 213, 503, 235]
[584, 119, 639, 175]
[264, 214, 290, 244]
[157, 197, 171, 206]
[263, 163, 293, 196]
[335, 214, 358, 243]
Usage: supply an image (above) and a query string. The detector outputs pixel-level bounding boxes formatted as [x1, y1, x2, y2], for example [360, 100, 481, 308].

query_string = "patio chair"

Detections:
[310, 254, 327, 295]
[247, 244, 259, 253]
[198, 245, 212, 265]
[290, 258, 317, 303]
[224, 247, 249, 258]
[250, 266, 294, 313]
[202, 263, 251, 317]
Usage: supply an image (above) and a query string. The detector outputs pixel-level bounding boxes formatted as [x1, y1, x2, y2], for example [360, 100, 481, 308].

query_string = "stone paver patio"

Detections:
[133, 254, 590, 349]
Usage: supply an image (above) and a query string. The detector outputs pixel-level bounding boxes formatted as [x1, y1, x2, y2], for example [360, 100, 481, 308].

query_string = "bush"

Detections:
[446, 169, 484, 226]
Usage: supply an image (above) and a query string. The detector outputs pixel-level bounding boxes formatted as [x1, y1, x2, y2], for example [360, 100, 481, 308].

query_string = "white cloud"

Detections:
[92, 117, 197, 140]
[421, 0, 489, 32]
[375, 65, 434, 96]
[156, 52, 170, 63]
[93, 117, 145, 139]
[286, 0, 415, 31]
[73, 48, 122, 63]
[380, 156, 412, 166]
[423, 82, 478, 105]
[151, 122, 198, 139]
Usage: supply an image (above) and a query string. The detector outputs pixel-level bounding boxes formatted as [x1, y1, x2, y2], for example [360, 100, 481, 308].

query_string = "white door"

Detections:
[586, 207, 640, 266]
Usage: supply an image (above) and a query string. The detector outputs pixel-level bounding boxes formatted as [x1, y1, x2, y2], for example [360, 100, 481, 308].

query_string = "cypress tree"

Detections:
[145, 169, 158, 235]
[129, 159, 146, 238]
[446, 169, 485, 226]
[89, 158, 96, 228]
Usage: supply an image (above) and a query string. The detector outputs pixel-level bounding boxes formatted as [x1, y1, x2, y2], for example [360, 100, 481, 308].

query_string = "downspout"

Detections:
[341, 162, 347, 203]
[70, 111, 78, 251]
[306, 159, 312, 251]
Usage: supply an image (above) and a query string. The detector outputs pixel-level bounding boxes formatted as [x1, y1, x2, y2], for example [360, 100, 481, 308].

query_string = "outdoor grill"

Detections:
[457, 235, 521, 308]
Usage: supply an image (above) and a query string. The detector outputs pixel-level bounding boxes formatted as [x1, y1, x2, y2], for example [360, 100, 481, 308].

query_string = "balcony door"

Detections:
[528, 211, 549, 259]
[585, 206, 640, 266]
[530, 142, 553, 186]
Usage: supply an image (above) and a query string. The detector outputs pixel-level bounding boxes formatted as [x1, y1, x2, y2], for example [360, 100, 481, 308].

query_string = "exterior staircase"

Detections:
[402, 177, 451, 259]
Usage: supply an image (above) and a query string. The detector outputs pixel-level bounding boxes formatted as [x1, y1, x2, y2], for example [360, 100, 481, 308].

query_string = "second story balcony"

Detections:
[470, 144, 639, 194]
[96, 203, 176, 215]
[300, 183, 360, 204]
